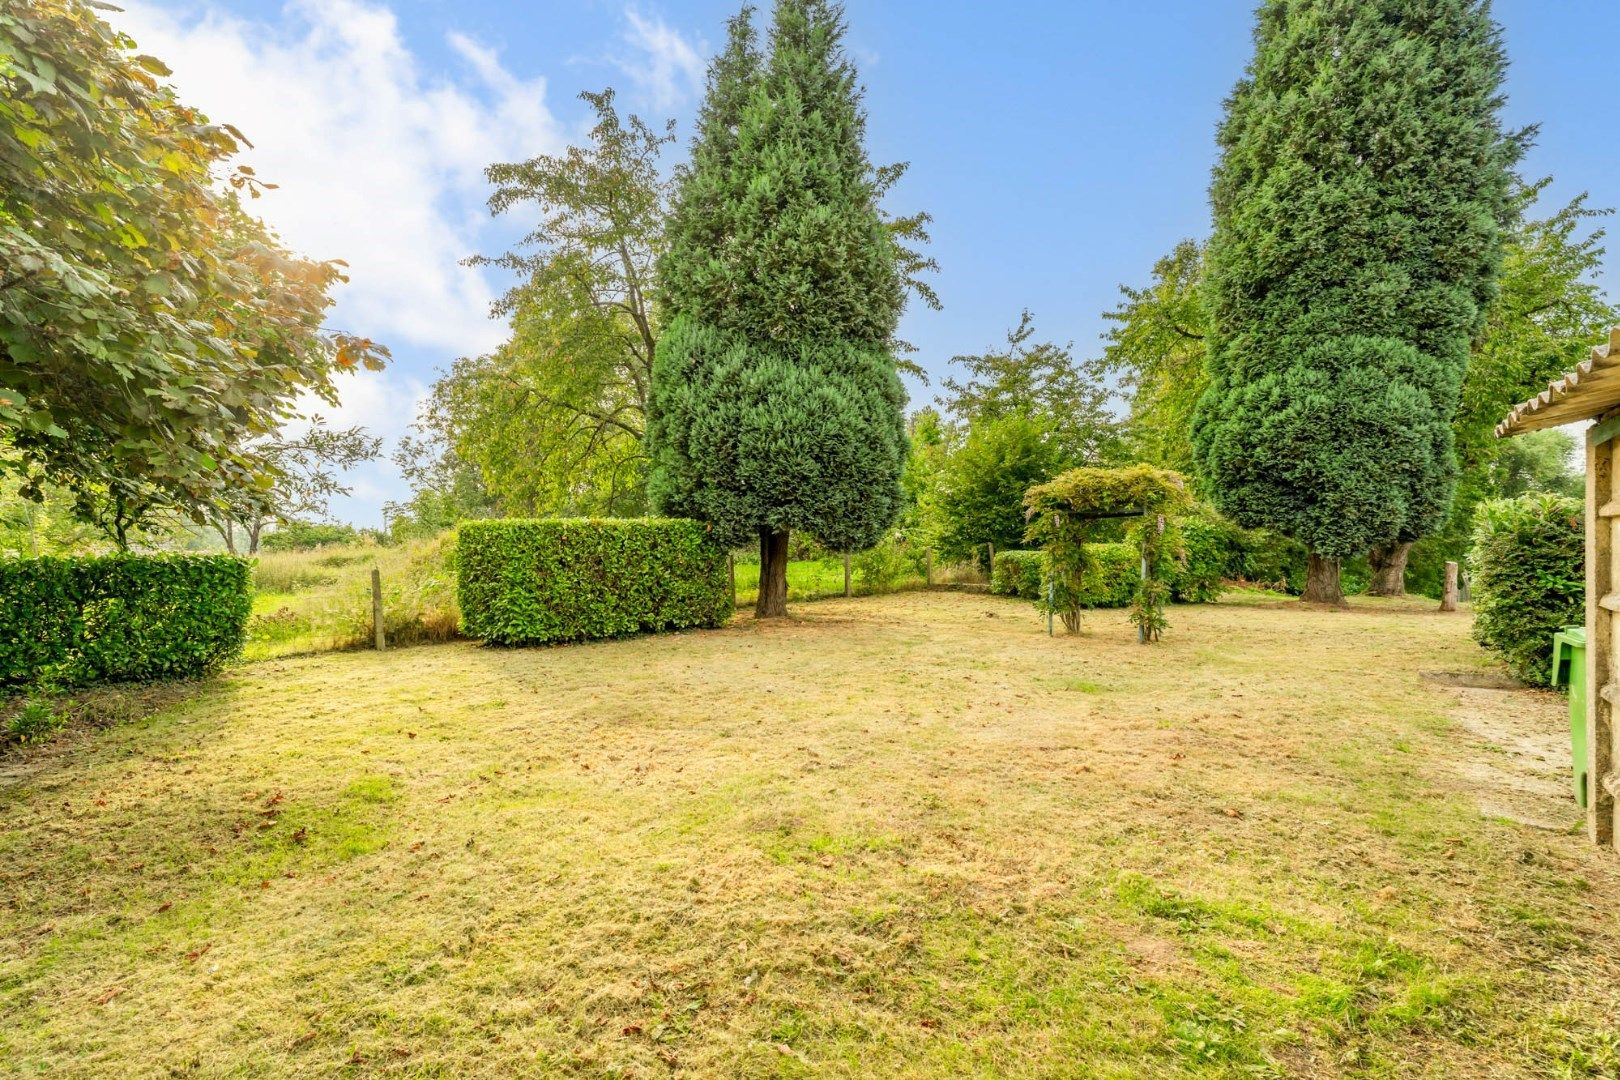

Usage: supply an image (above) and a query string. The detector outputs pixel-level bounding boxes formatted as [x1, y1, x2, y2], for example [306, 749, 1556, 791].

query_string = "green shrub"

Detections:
[0, 554, 251, 686]
[991, 550, 1045, 599]
[1469, 493, 1584, 683]
[998, 538, 1228, 609]
[1170, 517, 1227, 603]
[853, 535, 911, 591]
[457, 519, 732, 645]
[261, 520, 362, 551]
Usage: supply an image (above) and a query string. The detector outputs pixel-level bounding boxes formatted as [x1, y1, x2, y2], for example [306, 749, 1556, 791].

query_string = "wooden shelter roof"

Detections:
[1497, 327, 1620, 437]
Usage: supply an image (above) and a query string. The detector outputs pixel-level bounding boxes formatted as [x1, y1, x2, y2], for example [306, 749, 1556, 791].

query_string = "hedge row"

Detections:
[990, 534, 1225, 609]
[0, 554, 251, 687]
[456, 518, 733, 645]
[1469, 493, 1584, 683]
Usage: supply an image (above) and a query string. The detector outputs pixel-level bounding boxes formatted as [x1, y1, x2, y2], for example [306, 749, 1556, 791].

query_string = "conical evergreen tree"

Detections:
[649, 0, 909, 617]
[1190, 0, 1519, 603]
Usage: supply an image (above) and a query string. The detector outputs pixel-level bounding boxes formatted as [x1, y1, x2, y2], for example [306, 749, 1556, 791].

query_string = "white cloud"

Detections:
[615, 9, 706, 112]
[105, 0, 579, 524]
[110, 0, 565, 359]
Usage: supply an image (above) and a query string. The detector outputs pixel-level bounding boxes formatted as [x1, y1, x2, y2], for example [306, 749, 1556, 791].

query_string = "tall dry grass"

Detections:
[246, 534, 458, 661]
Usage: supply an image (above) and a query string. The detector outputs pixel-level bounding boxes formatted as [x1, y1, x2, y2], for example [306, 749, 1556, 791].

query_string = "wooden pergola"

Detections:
[1498, 327, 1620, 851]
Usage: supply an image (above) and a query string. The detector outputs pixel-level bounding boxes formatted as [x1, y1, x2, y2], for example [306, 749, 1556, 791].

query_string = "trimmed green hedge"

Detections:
[0, 554, 251, 686]
[990, 545, 1139, 608]
[992, 533, 1225, 608]
[457, 518, 733, 645]
[1469, 493, 1584, 683]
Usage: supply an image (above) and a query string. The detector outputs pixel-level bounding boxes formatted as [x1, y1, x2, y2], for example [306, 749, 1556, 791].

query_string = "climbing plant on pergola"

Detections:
[1024, 465, 1192, 641]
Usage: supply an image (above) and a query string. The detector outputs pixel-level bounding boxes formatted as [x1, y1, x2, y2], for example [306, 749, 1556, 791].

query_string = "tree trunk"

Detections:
[1366, 541, 1413, 597]
[1303, 551, 1344, 605]
[756, 527, 789, 618]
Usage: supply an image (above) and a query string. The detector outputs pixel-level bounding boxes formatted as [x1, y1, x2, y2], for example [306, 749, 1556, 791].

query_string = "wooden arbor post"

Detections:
[1587, 413, 1618, 848]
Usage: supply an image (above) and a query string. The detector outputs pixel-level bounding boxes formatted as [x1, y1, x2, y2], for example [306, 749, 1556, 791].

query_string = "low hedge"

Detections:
[993, 529, 1225, 608]
[990, 545, 1138, 608]
[0, 554, 251, 686]
[457, 518, 733, 645]
[1469, 493, 1584, 683]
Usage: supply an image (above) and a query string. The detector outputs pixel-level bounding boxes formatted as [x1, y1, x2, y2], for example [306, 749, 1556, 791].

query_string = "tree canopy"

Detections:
[648, 0, 927, 616]
[414, 90, 669, 519]
[0, 0, 385, 546]
[1191, 0, 1519, 602]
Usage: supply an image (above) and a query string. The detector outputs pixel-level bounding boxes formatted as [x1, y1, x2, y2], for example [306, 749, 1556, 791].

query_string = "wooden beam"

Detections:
[1592, 412, 1620, 448]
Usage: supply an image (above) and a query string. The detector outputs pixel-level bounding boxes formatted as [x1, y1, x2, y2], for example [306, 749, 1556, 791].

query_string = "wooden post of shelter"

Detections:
[1440, 562, 1459, 612]
[1496, 327, 1620, 850]
[371, 567, 386, 652]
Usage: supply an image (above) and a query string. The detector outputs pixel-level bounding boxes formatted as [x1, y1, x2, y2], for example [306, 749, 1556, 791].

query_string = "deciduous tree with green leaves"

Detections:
[648, 0, 930, 617]
[1191, 0, 1518, 604]
[0, 0, 386, 545]
[941, 311, 1119, 467]
[415, 90, 670, 518]
[1101, 240, 1208, 475]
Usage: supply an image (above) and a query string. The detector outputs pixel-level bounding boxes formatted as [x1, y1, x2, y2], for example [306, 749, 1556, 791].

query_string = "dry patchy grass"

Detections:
[2, 592, 1618, 1077]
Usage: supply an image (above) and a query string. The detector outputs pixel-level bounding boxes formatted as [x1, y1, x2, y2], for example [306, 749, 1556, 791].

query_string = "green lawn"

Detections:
[2, 592, 1617, 1076]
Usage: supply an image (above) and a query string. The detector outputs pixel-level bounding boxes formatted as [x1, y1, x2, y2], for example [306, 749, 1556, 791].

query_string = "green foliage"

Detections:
[0, 1, 385, 539]
[5, 696, 61, 744]
[422, 90, 670, 519]
[649, 1, 923, 571]
[455, 519, 732, 645]
[1102, 240, 1209, 474]
[1418, 184, 1616, 580]
[1025, 466, 1194, 636]
[991, 550, 1046, 599]
[648, 317, 907, 551]
[1469, 493, 1583, 684]
[993, 531, 1226, 615]
[852, 533, 914, 591]
[0, 554, 250, 686]
[941, 311, 1119, 467]
[1193, 0, 1517, 565]
[261, 520, 362, 552]
[933, 414, 1061, 567]
[659, 1, 903, 349]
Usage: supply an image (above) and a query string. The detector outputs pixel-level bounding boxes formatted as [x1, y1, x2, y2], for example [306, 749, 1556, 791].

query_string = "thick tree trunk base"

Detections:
[1303, 552, 1345, 606]
[1366, 541, 1413, 597]
[756, 527, 789, 619]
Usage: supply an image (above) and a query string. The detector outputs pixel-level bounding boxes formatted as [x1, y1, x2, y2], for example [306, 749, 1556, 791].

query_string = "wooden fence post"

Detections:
[371, 567, 386, 651]
[925, 548, 934, 588]
[843, 552, 852, 597]
[1440, 561, 1459, 612]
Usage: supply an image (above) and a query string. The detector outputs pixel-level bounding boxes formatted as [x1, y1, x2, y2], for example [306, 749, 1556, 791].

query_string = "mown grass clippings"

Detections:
[1, 591, 1616, 1076]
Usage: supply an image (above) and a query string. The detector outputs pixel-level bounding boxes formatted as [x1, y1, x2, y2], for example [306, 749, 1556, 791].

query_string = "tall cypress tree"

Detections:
[649, 0, 909, 617]
[1191, 0, 1518, 603]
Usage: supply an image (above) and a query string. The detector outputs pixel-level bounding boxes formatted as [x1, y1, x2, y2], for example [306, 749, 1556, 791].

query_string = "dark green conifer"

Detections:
[1191, 0, 1519, 602]
[649, 0, 910, 616]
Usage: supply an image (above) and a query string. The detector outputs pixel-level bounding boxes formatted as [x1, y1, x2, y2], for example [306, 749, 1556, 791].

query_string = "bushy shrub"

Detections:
[999, 527, 1228, 608]
[853, 534, 912, 591]
[0, 554, 251, 686]
[457, 519, 732, 645]
[993, 545, 1139, 608]
[991, 550, 1045, 598]
[1469, 493, 1584, 683]
[261, 520, 361, 551]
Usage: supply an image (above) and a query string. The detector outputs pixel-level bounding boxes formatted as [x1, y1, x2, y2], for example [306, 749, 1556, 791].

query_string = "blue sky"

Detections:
[112, 1, 1620, 526]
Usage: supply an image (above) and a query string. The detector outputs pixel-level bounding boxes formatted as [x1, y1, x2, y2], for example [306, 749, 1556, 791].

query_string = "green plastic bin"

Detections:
[1551, 625, 1588, 808]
